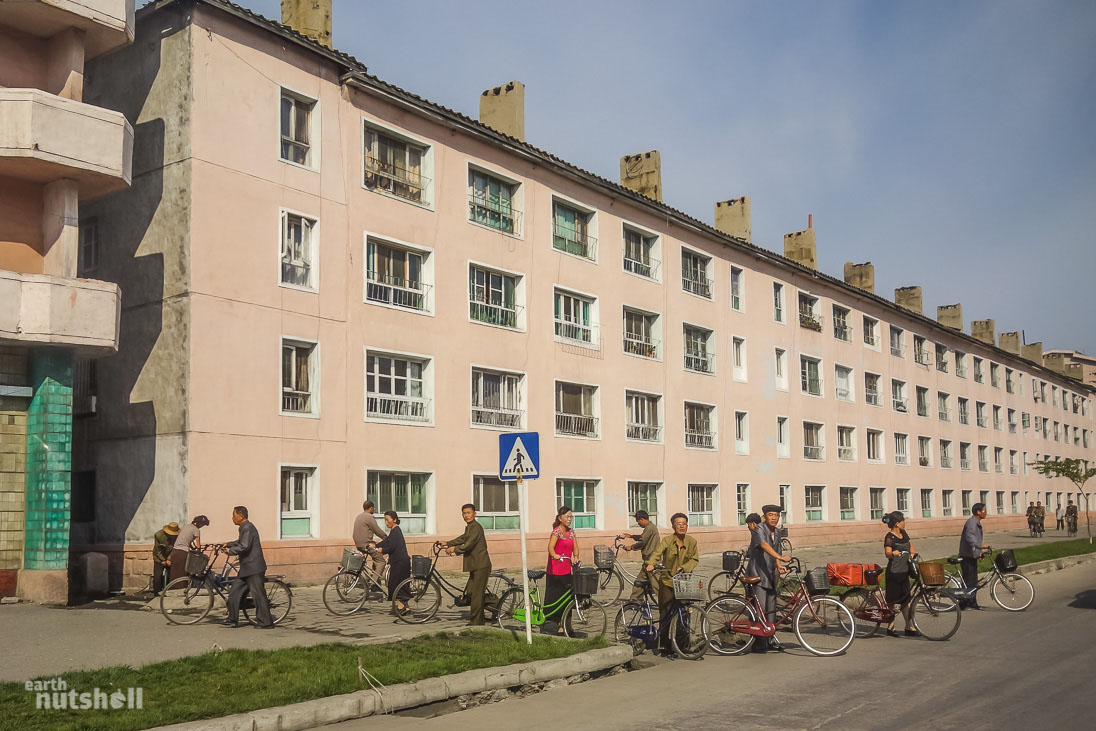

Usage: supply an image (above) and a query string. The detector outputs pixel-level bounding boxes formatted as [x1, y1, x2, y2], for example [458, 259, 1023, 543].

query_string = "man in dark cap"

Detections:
[746, 504, 792, 652]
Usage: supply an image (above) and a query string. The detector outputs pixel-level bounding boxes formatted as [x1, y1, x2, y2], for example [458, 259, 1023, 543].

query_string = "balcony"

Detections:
[978, 460, 989, 472]
[941, 456, 953, 468]
[472, 406, 523, 429]
[891, 344, 906, 358]
[961, 459, 971, 470]
[623, 333, 659, 359]
[624, 255, 659, 280]
[836, 387, 851, 401]
[470, 299, 521, 329]
[0, 89, 132, 197]
[366, 273, 430, 311]
[993, 420, 1002, 431]
[893, 398, 908, 413]
[977, 416, 988, 428]
[959, 412, 970, 425]
[281, 390, 311, 413]
[864, 332, 877, 346]
[468, 193, 521, 235]
[838, 447, 855, 461]
[556, 412, 598, 438]
[682, 275, 713, 299]
[956, 366, 968, 378]
[366, 395, 430, 423]
[799, 312, 823, 332]
[554, 319, 597, 348]
[896, 453, 909, 465]
[866, 390, 880, 406]
[914, 351, 930, 367]
[0, 271, 118, 353]
[684, 350, 715, 374]
[627, 423, 662, 442]
[0, 1, 133, 59]
[803, 445, 824, 460]
[939, 409, 951, 422]
[553, 224, 597, 261]
[364, 155, 430, 204]
[937, 359, 949, 373]
[686, 430, 715, 449]
[834, 324, 851, 342]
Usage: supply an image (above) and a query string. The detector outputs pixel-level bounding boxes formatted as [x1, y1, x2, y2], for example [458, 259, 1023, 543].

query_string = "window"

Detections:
[804, 486, 824, 521]
[940, 440, 952, 468]
[683, 324, 715, 374]
[890, 326, 905, 358]
[955, 351, 967, 378]
[735, 483, 750, 524]
[471, 367, 524, 429]
[280, 211, 317, 289]
[838, 426, 856, 461]
[779, 484, 790, 524]
[279, 466, 315, 537]
[995, 491, 1005, 515]
[913, 336, 929, 366]
[774, 348, 788, 390]
[281, 339, 318, 415]
[938, 392, 950, 422]
[990, 363, 1000, 388]
[973, 357, 984, 383]
[280, 89, 316, 166]
[735, 411, 749, 454]
[865, 373, 881, 406]
[891, 379, 908, 413]
[557, 479, 598, 529]
[685, 402, 716, 449]
[626, 391, 662, 443]
[978, 445, 989, 472]
[994, 447, 1004, 473]
[894, 433, 909, 465]
[936, 344, 949, 372]
[798, 293, 821, 331]
[1005, 368, 1015, 394]
[942, 490, 954, 517]
[835, 365, 853, 402]
[730, 267, 744, 311]
[681, 248, 713, 298]
[958, 397, 970, 425]
[916, 386, 930, 417]
[1022, 412, 1030, 432]
[469, 168, 520, 234]
[803, 421, 824, 460]
[921, 489, 933, 518]
[1008, 408, 1017, 433]
[863, 316, 878, 347]
[773, 283, 785, 322]
[896, 488, 910, 513]
[554, 288, 597, 346]
[1010, 491, 1019, 514]
[628, 482, 661, 527]
[776, 416, 790, 458]
[1009, 450, 1018, 474]
[552, 199, 596, 260]
[832, 306, 851, 342]
[366, 350, 430, 423]
[363, 125, 429, 204]
[555, 381, 599, 438]
[801, 356, 822, 396]
[79, 219, 98, 275]
[961, 490, 972, 516]
[366, 237, 429, 311]
[368, 471, 428, 534]
[623, 307, 660, 359]
[918, 436, 932, 467]
[473, 476, 519, 530]
[870, 488, 886, 520]
[623, 225, 659, 280]
[960, 442, 971, 470]
[867, 429, 883, 462]
[993, 405, 1003, 431]
[732, 337, 747, 381]
[976, 402, 987, 428]
[688, 484, 717, 526]
[469, 264, 523, 329]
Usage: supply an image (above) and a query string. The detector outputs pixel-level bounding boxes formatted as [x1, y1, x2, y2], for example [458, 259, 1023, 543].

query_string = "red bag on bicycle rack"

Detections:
[826, 563, 881, 586]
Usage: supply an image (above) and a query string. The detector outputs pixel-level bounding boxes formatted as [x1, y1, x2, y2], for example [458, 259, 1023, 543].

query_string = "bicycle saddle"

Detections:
[527, 569, 546, 580]
[947, 557, 963, 564]
[741, 576, 762, 585]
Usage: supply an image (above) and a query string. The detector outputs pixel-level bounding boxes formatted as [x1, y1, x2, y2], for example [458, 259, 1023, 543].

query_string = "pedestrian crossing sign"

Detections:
[499, 432, 539, 480]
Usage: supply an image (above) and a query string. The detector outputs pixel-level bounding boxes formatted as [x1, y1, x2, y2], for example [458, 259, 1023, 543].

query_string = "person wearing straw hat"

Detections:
[168, 516, 210, 583]
[151, 522, 180, 595]
[745, 504, 792, 653]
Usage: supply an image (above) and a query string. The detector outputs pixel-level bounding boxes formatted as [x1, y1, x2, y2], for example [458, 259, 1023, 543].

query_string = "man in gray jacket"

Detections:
[958, 503, 989, 610]
[223, 506, 273, 628]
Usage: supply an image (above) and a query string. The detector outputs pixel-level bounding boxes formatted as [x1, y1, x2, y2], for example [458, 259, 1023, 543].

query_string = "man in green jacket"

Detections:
[445, 503, 492, 625]
[624, 510, 660, 599]
[645, 512, 699, 656]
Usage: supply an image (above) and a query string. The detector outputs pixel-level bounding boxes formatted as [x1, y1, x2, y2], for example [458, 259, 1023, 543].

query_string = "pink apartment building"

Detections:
[73, 0, 1094, 588]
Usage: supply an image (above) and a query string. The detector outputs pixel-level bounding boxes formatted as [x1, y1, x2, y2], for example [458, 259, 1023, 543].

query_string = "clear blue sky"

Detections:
[229, 0, 1096, 353]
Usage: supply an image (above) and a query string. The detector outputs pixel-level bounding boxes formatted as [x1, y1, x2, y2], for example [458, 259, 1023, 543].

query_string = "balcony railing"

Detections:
[977, 416, 988, 428]
[961, 459, 971, 470]
[956, 366, 968, 378]
[914, 351, 930, 367]
[364, 155, 430, 203]
[685, 429, 715, 449]
[623, 333, 660, 359]
[939, 409, 951, 421]
[684, 350, 715, 374]
[682, 275, 713, 299]
[836, 387, 851, 401]
[367, 395, 430, 422]
[864, 332, 877, 346]
[281, 258, 311, 288]
[554, 319, 595, 345]
[366, 272, 430, 311]
[555, 412, 598, 438]
[553, 224, 598, 261]
[937, 359, 949, 373]
[468, 193, 522, 235]
[866, 389, 880, 406]
[893, 398, 908, 413]
[624, 255, 659, 279]
[959, 411, 970, 425]
[838, 447, 855, 461]
[891, 344, 906, 358]
[896, 453, 909, 465]
[994, 420, 1002, 431]
[469, 299, 521, 329]
[472, 406, 523, 429]
[799, 312, 823, 332]
[834, 324, 851, 342]
[282, 390, 311, 413]
[804, 445, 824, 460]
[627, 423, 662, 442]
[941, 456, 953, 468]
[978, 460, 989, 472]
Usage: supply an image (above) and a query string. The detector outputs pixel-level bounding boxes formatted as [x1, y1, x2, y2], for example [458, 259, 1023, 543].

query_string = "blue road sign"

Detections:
[499, 432, 539, 480]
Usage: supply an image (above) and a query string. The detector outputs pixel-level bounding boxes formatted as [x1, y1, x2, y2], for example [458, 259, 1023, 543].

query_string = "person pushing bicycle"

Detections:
[746, 504, 792, 653]
[645, 513, 698, 657]
[621, 509, 660, 600]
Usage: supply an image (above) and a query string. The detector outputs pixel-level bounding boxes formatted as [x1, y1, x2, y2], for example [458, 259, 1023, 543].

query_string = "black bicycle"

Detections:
[322, 547, 389, 616]
[160, 544, 292, 625]
[391, 542, 514, 623]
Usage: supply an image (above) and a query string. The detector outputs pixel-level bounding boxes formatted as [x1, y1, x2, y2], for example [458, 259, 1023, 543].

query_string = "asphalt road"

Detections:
[333, 561, 1096, 731]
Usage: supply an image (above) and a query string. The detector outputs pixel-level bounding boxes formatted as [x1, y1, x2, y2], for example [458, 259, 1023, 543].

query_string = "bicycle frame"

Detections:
[942, 550, 1005, 591]
[621, 570, 694, 646]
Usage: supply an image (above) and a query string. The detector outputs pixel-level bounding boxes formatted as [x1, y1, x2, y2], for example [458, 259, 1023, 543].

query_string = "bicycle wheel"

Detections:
[243, 579, 292, 625]
[840, 588, 882, 638]
[775, 574, 802, 616]
[912, 588, 961, 640]
[496, 587, 533, 633]
[595, 568, 623, 604]
[780, 538, 793, 557]
[793, 596, 856, 656]
[991, 572, 1035, 611]
[703, 596, 756, 655]
[707, 571, 741, 600]
[393, 576, 441, 623]
[160, 577, 214, 625]
[323, 572, 367, 615]
[669, 602, 708, 660]
[564, 595, 607, 639]
[613, 602, 652, 655]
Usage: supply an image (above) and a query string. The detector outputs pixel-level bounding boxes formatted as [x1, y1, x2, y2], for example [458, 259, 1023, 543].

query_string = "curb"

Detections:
[150, 644, 633, 731]
[1017, 551, 1096, 576]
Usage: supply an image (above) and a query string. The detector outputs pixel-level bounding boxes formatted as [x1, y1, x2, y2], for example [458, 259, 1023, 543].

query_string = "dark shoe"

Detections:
[467, 621, 486, 627]
[886, 628, 900, 637]
[904, 629, 920, 637]
[220, 619, 239, 627]
[257, 624, 275, 629]
[768, 638, 784, 652]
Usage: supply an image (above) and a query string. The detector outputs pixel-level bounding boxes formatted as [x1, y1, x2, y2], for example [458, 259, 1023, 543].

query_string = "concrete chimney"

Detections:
[281, 0, 332, 48]
[937, 303, 963, 331]
[843, 262, 875, 293]
[620, 151, 662, 201]
[1021, 342, 1043, 364]
[971, 319, 995, 345]
[480, 81, 525, 141]
[998, 331, 1022, 355]
[1043, 353, 1067, 375]
[894, 286, 922, 315]
[783, 229, 817, 270]
[714, 197, 751, 241]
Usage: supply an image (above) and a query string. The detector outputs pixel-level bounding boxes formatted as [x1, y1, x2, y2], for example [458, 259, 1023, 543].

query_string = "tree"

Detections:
[1031, 458, 1095, 544]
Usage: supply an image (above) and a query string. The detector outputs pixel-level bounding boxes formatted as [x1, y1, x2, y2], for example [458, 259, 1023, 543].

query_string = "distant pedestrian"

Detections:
[1055, 503, 1064, 531]
[1065, 500, 1079, 534]
[151, 522, 180, 595]
[1035, 501, 1046, 534]
[168, 515, 209, 583]
[544, 506, 578, 631]
[223, 506, 273, 628]
[371, 511, 411, 614]
[882, 512, 918, 637]
[958, 503, 989, 610]
[744, 505, 791, 653]
[623, 510, 660, 600]
[646, 513, 700, 656]
[353, 500, 388, 583]
[444, 503, 492, 626]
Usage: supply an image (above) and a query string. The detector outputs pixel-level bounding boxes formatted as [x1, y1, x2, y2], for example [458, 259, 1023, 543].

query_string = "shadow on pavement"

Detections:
[1068, 590, 1096, 609]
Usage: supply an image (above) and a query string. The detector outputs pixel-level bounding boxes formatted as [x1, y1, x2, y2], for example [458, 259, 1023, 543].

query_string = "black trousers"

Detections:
[959, 557, 980, 606]
[227, 573, 272, 626]
[465, 566, 490, 625]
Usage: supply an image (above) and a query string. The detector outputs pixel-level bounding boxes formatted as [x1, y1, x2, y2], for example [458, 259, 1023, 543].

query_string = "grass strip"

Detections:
[1, 630, 607, 731]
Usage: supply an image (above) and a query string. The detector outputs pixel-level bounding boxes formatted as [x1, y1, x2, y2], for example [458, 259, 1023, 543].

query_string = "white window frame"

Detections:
[774, 348, 789, 391]
[280, 336, 320, 418]
[918, 436, 933, 467]
[470, 364, 526, 431]
[468, 260, 527, 332]
[627, 480, 664, 528]
[730, 266, 745, 312]
[864, 372, 882, 407]
[551, 193, 599, 263]
[680, 244, 714, 300]
[688, 483, 718, 527]
[803, 421, 825, 461]
[735, 483, 751, 525]
[805, 485, 825, 522]
[732, 336, 747, 382]
[472, 474, 520, 531]
[832, 305, 852, 342]
[361, 118, 434, 209]
[776, 415, 790, 459]
[869, 487, 886, 520]
[364, 232, 433, 315]
[553, 285, 600, 349]
[622, 304, 662, 361]
[837, 424, 857, 462]
[894, 433, 909, 466]
[621, 220, 662, 282]
[866, 429, 884, 463]
[626, 389, 664, 444]
[779, 484, 792, 524]
[684, 401, 718, 450]
[896, 488, 911, 514]
[364, 346, 434, 426]
[683, 323, 716, 375]
[278, 86, 320, 171]
[365, 468, 433, 535]
[840, 486, 858, 521]
[278, 463, 318, 539]
[863, 315, 879, 349]
[555, 380, 601, 440]
[467, 162, 524, 238]
[555, 477, 601, 530]
[773, 282, 786, 323]
[835, 364, 854, 402]
[734, 410, 749, 455]
[278, 207, 319, 292]
[800, 354, 823, 397]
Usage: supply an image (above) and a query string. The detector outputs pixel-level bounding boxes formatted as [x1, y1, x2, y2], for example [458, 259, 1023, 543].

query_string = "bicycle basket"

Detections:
[722, 550, 742, 573]
[994, 549, 1018, 573]
[777, 527, 789, 540]
[340, 548, 365, 572]
[804, 567, 831, 595]
[411, 555, 432, 579]
[184, 551, 210, 576]
[917, 561, 946, 586]
[572, 567, 599, 597]
[671, 572, 706, 601]
[593, 545, 615, 569]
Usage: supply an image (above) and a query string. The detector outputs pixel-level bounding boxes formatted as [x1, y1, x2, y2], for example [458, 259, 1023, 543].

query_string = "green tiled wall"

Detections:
[24, 351, 73, 571]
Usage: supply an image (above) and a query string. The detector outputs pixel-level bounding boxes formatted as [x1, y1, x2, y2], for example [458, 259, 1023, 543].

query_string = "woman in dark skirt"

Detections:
[543, 505, 579, 632]
[883, 511, 919, 637]
[371, 511, 411, 613]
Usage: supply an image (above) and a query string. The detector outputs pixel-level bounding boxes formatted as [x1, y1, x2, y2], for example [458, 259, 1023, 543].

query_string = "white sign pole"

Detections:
[517, 470, 532, 645]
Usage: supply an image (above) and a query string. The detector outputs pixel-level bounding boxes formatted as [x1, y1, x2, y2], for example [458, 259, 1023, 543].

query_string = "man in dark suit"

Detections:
[223, 505, 274, 628]
[445, 503, 491, 625]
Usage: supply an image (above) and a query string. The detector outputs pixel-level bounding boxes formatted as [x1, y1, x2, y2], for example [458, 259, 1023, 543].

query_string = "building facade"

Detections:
[0, 0, 132, 601]
[76, 0, 1095, 588]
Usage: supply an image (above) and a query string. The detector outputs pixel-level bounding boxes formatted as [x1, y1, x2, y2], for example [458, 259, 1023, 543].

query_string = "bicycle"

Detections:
[703, 557, 856, 657]
[495, 559, 607, 639]
[707, 548, 748, 600]
[940, 546, 1035, 612]
[1066, 514, 1078, 538]
[589, 536, 654, 604]
[1028, 516, 1044, 538]
[321, 547, 389, 616]
[391, 542, 513, 623]
[838, 555, 962, 641]
[160, 544, 292, 625]
[612, 565, 708, 660]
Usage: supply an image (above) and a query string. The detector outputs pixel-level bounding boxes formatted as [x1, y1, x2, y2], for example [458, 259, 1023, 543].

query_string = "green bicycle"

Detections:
[495, 565, 607, 638]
